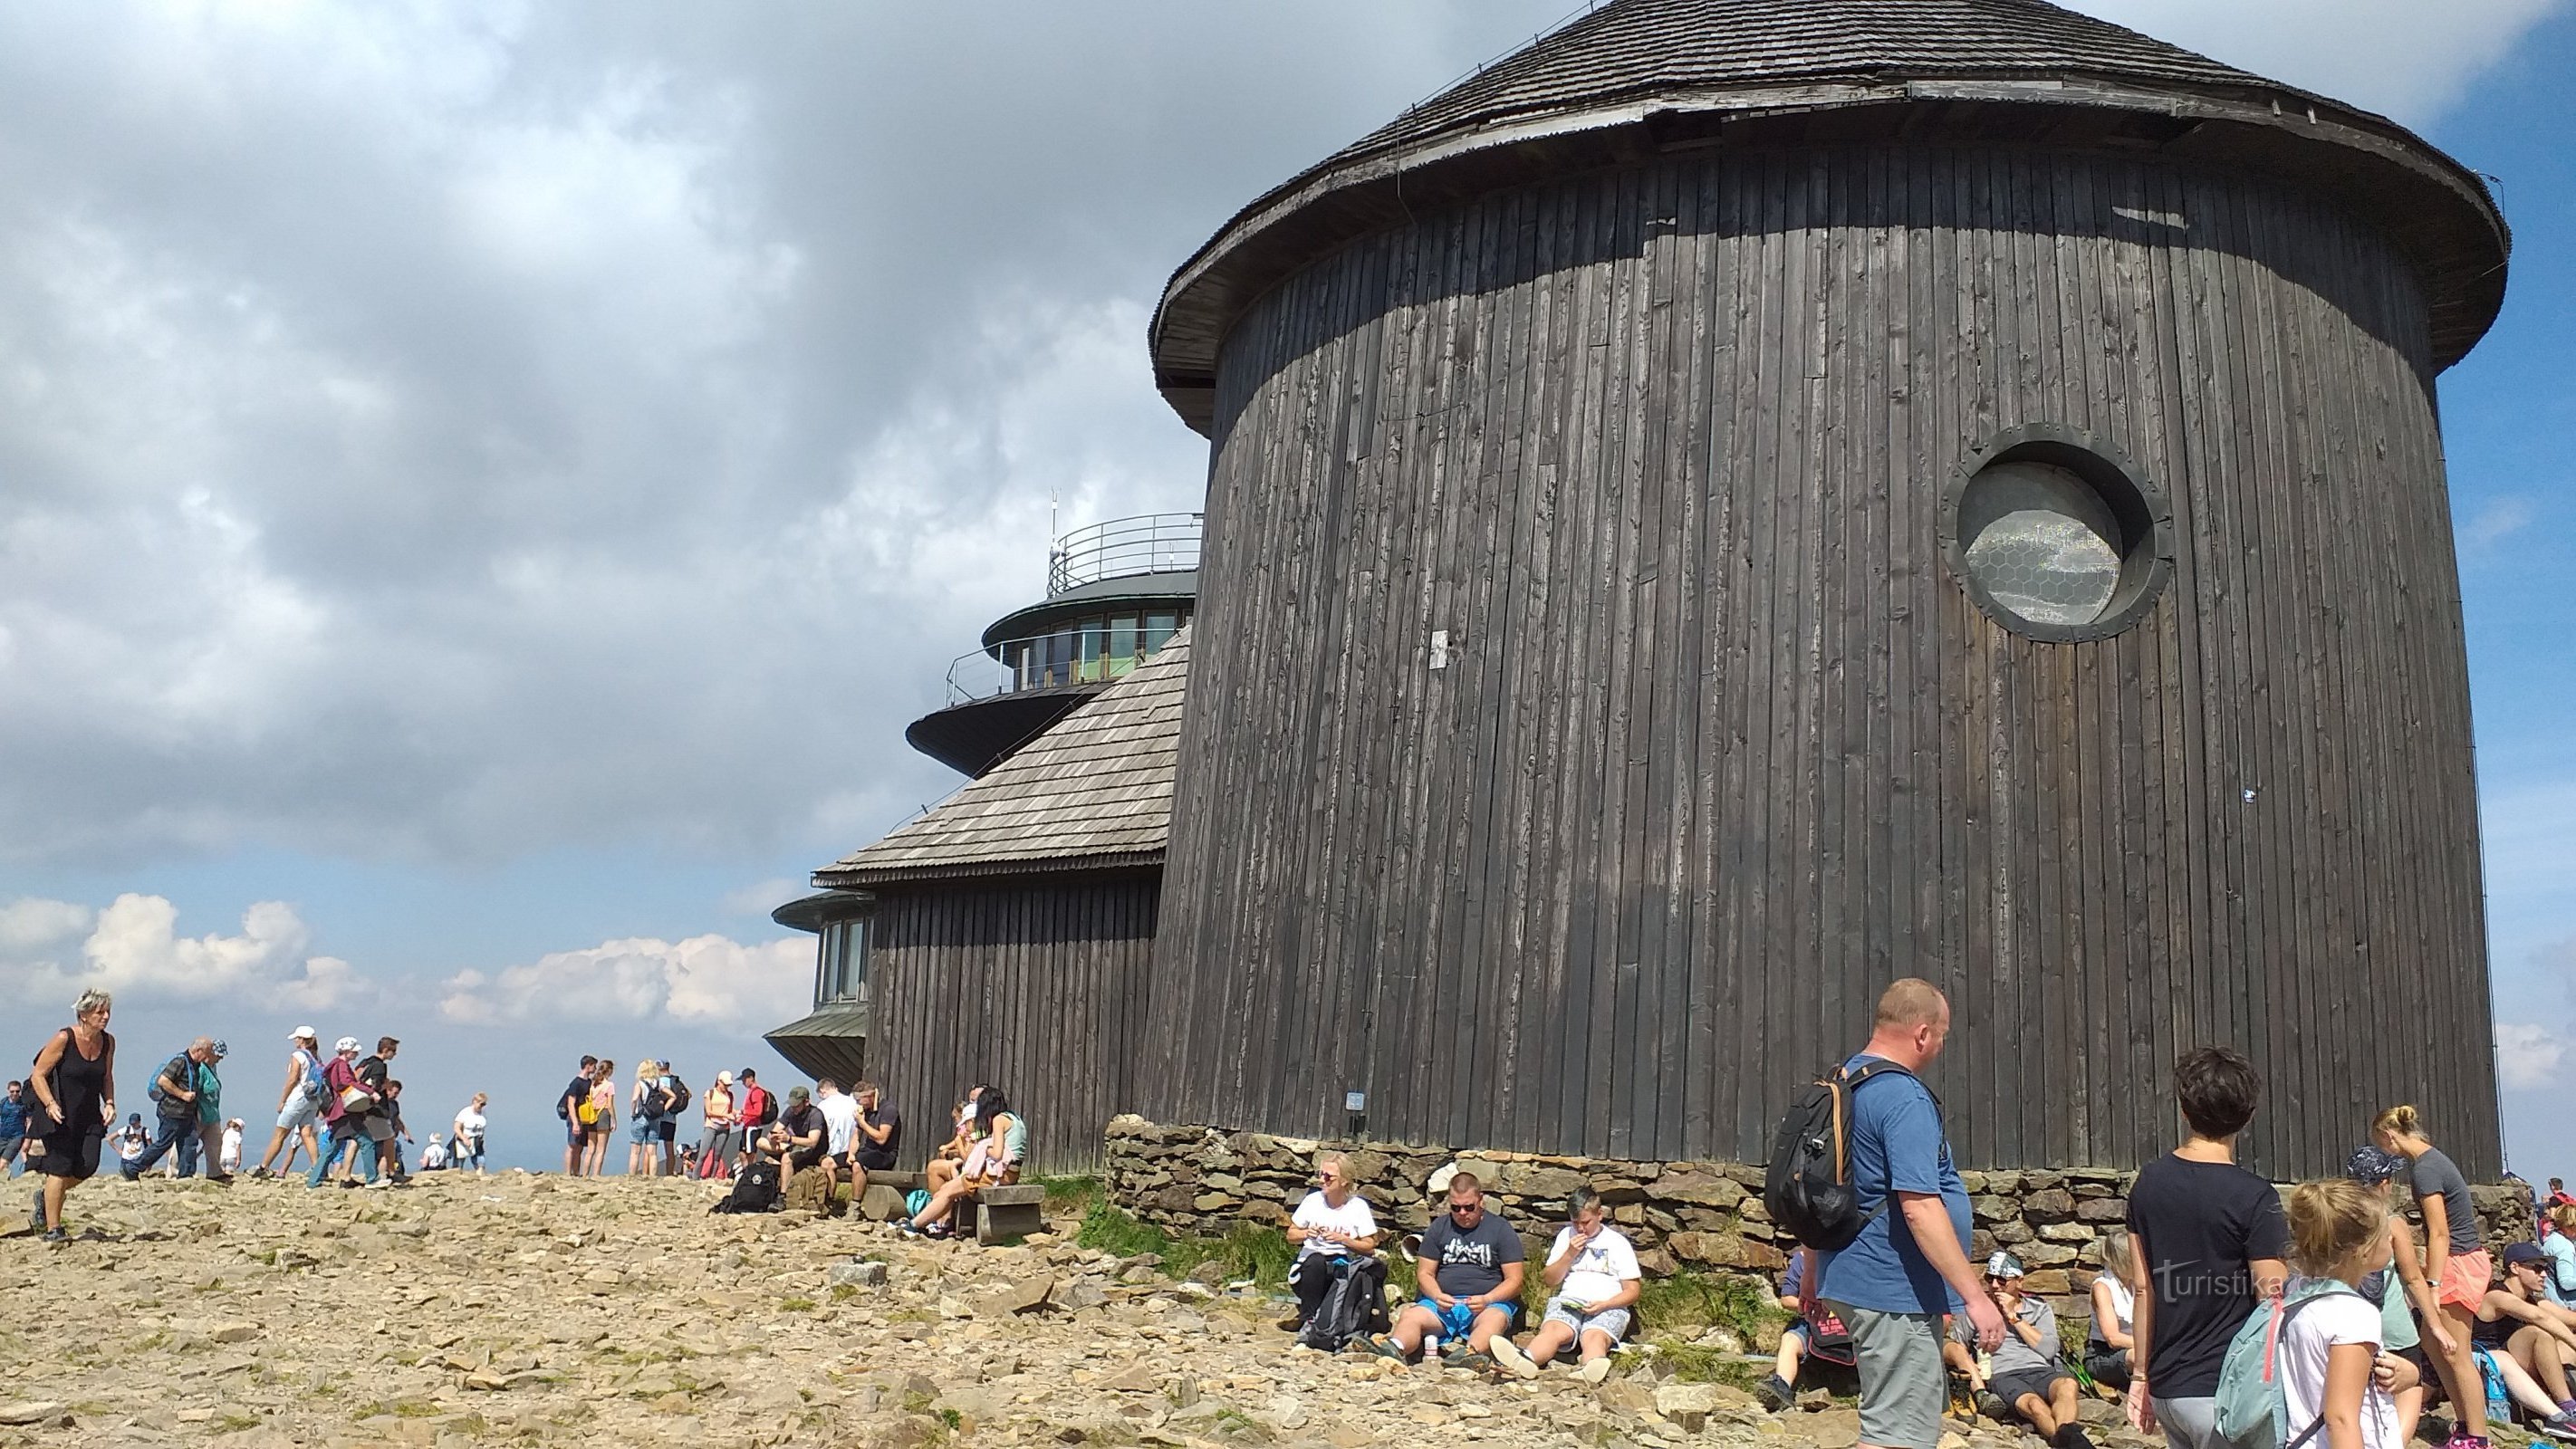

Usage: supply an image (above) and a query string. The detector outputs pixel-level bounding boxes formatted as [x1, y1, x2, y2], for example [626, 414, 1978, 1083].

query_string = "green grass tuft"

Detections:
[1076, 1201, 1172, 1259]
[1073, 1203, 1295, 1288]
[1039, 1175, 1103, 1214]
[1636, 1269, 1781, 1339]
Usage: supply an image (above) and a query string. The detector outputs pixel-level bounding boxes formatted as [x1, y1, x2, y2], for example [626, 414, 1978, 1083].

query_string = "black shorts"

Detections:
[655, 1118, 677, 1142]
[1991, 1366, 2071, 1411]
[2395, 1342, 2430, 1377]
[39, 1125, 104, 1182]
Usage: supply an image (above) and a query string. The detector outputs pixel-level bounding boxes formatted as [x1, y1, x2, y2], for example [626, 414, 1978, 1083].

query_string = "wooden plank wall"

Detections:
[1141, 142, 2498, 1178]
[869, 875, 1158, 1176]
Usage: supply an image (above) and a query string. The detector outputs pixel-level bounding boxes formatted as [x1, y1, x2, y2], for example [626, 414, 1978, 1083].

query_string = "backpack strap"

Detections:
[2271, 1284, 2368, 1449]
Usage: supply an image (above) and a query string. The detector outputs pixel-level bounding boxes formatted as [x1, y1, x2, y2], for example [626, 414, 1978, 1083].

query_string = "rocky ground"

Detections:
[0, 1175, 2474, 1449]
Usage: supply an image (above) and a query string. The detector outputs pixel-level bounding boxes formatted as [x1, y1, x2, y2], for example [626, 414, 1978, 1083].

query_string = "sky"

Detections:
[1, 1, 2571, 1176]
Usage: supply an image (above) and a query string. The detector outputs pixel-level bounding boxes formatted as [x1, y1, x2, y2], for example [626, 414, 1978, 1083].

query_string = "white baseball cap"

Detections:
[290, 1026, 317, 1041]
[334, 1036, 361, 1054]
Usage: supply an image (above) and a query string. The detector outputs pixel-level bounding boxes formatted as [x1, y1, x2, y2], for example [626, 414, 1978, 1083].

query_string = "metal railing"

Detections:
[942, 624, 1185, 706]
[1047, 513, 1202, 597]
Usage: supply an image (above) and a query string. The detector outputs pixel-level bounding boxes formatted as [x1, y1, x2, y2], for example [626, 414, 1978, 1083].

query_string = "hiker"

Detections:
[381, 1079, 414, 1178]
[2087, 1230, 2139, 1390]
[853, 1081, 901, 1179]
[452, 1093, 489, 1176]
[652, 1062, 687, 1176]
[1490, 1184, 1641, 1385]
[815, 1078, 859, 1192]
[305, 1037, 383, 1188]
[558, 1055, 599, 1176]
[777, 1087, 830, 1212]
[125, 1038, 218, 1179]
[2347, 1145, 2454, 1444]
[1763, 1243, 1858, 1409]
[2274, 1179, 2416, 1449]
[2126, 1047, 2292, 1449]
[2545, 1206, 2576, 1310]
[26, 989, 118, 1242]
[697, 1072, 736, 1180]
[1, 1080, 27, 1177]
[252, 1027, 327, 1178]
[735, 1070, 776, 1171]
[1365, 1171, 1526, 1368]
[191, 1041, 228, 1180]
[900, 1089, 1023, 1238]
[2374, 1104, 2491, 1449]
[626, 1060, 661, 1176]
[113, 1114, 149, 1174]
[2474, 1242, 2576, 1431]
[1278, 1152, 1382, 1332]
[1941, 1252, 2094, 1449]
[218, 1118, 244, 1176]
[1802, 978, 2004, 1449]
[583, 1060, 617, 1176]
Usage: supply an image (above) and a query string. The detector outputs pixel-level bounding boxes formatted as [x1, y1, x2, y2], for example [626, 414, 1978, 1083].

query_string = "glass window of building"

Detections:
[817, 916, 869, 1003]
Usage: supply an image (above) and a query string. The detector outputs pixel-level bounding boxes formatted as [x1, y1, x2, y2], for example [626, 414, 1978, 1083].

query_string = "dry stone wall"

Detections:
[1106, 1116, 2534, 1316]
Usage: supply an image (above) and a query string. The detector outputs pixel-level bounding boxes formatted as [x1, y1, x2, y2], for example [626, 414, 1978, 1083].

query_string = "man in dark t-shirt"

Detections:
[853, 1082, 901, 1175]
[777, 1085, 832, 1214]
[2126, 1047, 2290, 1449]
[559, 1056, 599, 1176]
[1366, 1172, 1526, 1367]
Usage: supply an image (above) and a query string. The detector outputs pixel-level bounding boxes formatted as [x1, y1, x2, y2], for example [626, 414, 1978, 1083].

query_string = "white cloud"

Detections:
[438, 932, 810, 1030]
[2071, 0, 2570, 124]
[0, 893, 357, 1010]
[2498, 1022, 2566, 1089]
[2463, 496, 2538, 550]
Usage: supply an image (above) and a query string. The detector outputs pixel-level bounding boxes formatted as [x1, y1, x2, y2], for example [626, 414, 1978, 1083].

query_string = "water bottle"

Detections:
[1425, 1333, 1443, 1362]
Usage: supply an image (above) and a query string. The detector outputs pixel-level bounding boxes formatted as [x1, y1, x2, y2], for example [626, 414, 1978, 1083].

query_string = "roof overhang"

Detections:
[770, 888, 872, 935]
[1151, 76, 2510, 435]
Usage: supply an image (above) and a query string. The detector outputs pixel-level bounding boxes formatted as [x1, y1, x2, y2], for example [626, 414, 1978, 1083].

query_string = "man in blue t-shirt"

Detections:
[1802, 979, 2004, 1449]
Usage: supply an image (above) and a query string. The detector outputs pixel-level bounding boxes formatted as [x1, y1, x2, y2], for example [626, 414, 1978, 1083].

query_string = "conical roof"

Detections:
[1150, 0, 2507, 431]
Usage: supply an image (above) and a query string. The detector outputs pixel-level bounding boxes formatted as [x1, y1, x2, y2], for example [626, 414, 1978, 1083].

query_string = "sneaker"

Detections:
[2052, 1428, 2098, 1449]
[38, 1226, 66, 1244]
[205, 1174, 234, 1185]
[1756, 1373, 1794, 1412]
[2539, 1418, 2576, 1444]
[1360, 1334, 1410, 1363]
[1487, 1337, 1541, 1380]
[370, 1177, 396, 1190]
[247, 1166, 270, 1180]
[1578, 1357, 1612, 1386]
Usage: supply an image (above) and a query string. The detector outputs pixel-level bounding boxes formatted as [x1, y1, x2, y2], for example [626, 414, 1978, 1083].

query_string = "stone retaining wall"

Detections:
[1106, 1116, 2533, 1314]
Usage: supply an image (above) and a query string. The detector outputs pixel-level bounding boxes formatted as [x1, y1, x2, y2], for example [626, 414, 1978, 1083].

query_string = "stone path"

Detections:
[0, 1174, 2382, 1449]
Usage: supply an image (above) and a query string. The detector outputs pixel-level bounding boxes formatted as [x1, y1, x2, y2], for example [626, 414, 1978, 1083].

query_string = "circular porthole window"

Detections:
[1944, 426, 2169, 642]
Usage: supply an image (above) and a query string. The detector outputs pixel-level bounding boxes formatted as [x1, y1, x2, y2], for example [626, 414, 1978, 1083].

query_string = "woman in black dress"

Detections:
[27, 988, 117, 1243]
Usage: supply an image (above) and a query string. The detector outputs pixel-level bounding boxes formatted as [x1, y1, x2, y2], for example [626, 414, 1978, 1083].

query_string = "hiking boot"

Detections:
[1579, 1357, 1612, 1386]
[1756, 1373, 1794, 1412]
[1360, 1334, 1409, 1363]
[1487, 1337, 1541, 1380]
[2052, 1427, 2098, 1449]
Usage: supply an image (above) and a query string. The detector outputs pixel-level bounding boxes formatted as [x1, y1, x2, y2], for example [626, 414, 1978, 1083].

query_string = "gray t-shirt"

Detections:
[2411, 1147, 2479, 1253]
[1956, 1295, 2061, 1378]
[1419, 1211, 1525, 1300]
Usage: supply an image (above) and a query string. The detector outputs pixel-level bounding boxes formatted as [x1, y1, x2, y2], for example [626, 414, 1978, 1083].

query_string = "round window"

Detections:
[1944, 427, 2169, 642]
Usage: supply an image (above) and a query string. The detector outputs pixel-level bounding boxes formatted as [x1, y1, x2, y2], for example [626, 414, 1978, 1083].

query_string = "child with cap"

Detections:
[1942, 1251, 2095, 1449]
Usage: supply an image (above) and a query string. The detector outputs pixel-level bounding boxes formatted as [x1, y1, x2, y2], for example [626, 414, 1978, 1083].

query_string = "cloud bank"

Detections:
[439, 933, 809, 1031]
[0, 893, 355, 1010]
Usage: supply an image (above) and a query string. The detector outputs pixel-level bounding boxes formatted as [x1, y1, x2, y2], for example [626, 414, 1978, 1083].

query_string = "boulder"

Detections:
[2022, 1188, 2077, 1222]
[1648, 1172, 1747, 1209]
[1665, 1231, 1786, 1271]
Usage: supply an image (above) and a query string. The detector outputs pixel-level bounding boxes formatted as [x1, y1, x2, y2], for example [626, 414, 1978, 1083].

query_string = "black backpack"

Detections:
[711, 1159, 782, 1214]
[659, 1077, 691, 1118]
[1297, 1253, 1391, 1352]
[1764, 1059, 1928, 1251]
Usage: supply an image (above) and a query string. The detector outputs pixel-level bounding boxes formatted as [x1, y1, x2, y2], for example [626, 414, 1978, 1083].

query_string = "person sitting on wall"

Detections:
[1941, 1252, 2097, 1449]
[1279, 1152, 1382, 1332]
[1364, 1172, 1526, 1369]
[776, 1087, 831, 1214]
[921, 1097, 977, 1201]
[2474, 1242, 2576, 1433]
[1759, 1233, 1858, 1409]
[899, 1089, 1022, 1239]
[852, 1080, 901, 1184]
[2086, 1229, 2139, 1391]
[1489, 1184, 1642, 1385]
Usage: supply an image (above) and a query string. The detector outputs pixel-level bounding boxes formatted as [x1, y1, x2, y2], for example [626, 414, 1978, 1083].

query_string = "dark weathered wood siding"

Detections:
[1141, 143, 2497, 1178]
[870, 876, 1158, 1175]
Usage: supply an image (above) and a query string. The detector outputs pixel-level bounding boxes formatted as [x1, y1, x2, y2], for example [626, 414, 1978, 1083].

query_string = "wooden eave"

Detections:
[1151, 74, 2509, 435]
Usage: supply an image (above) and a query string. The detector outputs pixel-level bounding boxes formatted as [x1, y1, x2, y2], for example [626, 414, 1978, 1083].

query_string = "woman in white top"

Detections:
[451, 1094, 489, 1175]
[2087, 1229, 2139, 1388]
[1282, 1152, 1382, 1331]
[2275, 1179, 2414, 1449]
[1489, 1185, 1643, 1385]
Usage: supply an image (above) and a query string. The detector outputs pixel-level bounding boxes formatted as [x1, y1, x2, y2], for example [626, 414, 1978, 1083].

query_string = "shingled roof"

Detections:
[1150, 0, 2509, 429]
[812, 630, 1188, 888]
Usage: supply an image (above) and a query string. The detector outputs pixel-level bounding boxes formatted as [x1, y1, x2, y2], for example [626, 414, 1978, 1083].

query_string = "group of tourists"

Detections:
[7, 993, 495, 1243]
[553, 1055, 783, 1179]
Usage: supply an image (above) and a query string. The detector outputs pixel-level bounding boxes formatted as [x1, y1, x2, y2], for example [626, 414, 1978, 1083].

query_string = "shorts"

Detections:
[2083, 1346, 2132, 1389]
[343, 1114, 393, 1144]
[655, 1118, 677, 1143]
[1543, 1297, 1632, 1344]
[1789, 1316, 1859, 1366]
[630, 1118, 655, 1146]
[2439, 1248, 2494, 1310]
[40, 1125, 106, 1182]
[1832, 1302, 1946, 1449]
[566, 1116, 588, 1147]
[0, 1136, 20, 1166]
[278, 1093, 322, 1131]
[1415, 1298, 1522, 1340]
[1991, 1365, 2071, 1410]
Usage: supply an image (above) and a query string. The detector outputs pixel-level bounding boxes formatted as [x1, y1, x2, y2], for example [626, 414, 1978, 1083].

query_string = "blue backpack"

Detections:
[2213, 1280, 2366, 1449]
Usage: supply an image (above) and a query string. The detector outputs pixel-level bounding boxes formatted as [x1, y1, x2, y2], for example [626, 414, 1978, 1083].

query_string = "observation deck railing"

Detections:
[1047, 513, 1202, 597]
[942, 622, 1186, 707]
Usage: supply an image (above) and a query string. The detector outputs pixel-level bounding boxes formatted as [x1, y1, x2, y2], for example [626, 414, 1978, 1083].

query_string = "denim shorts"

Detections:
[630, 1118, 655, 1146]
[277, 1093, 322, 1131]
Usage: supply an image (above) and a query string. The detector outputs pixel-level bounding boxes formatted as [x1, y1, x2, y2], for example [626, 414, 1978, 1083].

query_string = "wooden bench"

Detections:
[857, 1170, 924, 1223]
[975, 1184, 1047, 1245]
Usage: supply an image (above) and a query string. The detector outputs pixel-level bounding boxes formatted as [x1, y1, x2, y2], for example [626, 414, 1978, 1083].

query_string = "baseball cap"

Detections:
[209, 1041, 227, 1059]
[1985, 1251, 2027, 1279]
[716, 1071, 733, 1085]
[289, 1026, 317, 1042]
[2346, 1145, 2404, 1185]
[786, 1085, 811, 1102]
[334, 1036, 361, 1054]
[2504, 1241, 2550, 1269]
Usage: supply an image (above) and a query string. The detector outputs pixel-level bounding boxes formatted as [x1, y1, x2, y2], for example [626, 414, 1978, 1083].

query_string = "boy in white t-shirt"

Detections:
[2276, 1180, 2417, 1449]
[1489, 1185, 1641, 1385]
[1282, 1152, 1382, 1331]
[217, 1118, 244, 1175]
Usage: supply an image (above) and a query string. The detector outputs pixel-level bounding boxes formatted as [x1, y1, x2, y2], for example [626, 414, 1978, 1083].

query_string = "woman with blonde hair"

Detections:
[625, 1060, 658, 1176]
[26, 989, 118, 1243]
[2088, 1229, 2139, 1389]
[584, 1060, 617, 1176]
[2273, 1178, 2408, 1449]
[2374, 1105, 2490, 1449]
